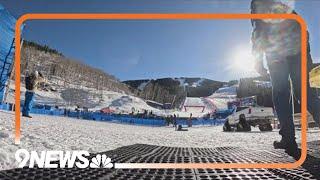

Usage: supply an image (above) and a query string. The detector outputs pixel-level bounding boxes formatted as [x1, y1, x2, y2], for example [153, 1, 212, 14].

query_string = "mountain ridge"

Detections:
[123, 77, 226, 108]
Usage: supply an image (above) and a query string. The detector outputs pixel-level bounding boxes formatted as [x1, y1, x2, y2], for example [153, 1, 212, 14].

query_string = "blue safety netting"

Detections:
[215, 109, 234, 119]
[0, 100, 226, 127]
[0, 4, 19, 102]
[175, 119, 226, 126]
[0, 101, 12, 110]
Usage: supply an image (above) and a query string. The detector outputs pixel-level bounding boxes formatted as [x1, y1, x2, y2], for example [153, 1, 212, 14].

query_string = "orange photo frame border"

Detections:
[14, 13, 308, 169]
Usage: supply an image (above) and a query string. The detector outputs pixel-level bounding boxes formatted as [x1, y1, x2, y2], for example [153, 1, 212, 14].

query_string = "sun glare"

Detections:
[233, 48, 255, 71]
[227, 46, 259, 78]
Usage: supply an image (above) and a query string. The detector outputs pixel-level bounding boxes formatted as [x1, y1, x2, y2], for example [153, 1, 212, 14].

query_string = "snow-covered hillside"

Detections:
[175, 77, 206, 88]
[206, 85, 238, 110]
[123, 77, 224, 109]
[170, 85, 238, 117]
[4, 76, 238, 118]
[210, 85, 237, 98]
[5, 80, 161, 114]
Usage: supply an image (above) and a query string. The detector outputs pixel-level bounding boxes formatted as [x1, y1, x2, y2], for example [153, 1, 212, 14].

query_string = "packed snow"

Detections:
[210, 85, 238, 97]
[0, 110, 318, 170]
[177, 85, 239, 117]
[5, 82, 161, 114]
[206, 85, 238, 110]
[183, 97, 205, 107]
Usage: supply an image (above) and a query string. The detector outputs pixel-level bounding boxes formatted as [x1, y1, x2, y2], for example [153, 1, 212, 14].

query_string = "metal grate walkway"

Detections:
[1, 141, 319, 180]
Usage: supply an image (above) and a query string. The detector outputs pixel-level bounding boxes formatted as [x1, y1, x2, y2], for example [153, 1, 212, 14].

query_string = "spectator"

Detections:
[173, 114, 177, 128]
[251, 0, 320, 158]
[188, 113, 193, 127]
[22, 71, 45, 118]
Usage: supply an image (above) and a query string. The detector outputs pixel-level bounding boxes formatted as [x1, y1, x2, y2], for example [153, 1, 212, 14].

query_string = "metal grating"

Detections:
[1, 141, 319, 179]
[195, 168, 285, 180]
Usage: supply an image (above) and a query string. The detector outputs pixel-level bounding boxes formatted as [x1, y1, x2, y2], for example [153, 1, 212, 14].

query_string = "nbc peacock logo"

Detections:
[90, 154, 113, 168]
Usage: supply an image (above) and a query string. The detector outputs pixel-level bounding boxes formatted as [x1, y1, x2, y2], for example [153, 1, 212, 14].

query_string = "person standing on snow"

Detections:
[22, 71, 45, 118]
[251, 0, 320, 158]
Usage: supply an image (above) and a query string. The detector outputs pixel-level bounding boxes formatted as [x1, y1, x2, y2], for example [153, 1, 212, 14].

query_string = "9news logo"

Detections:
[15, 149, 113, 168]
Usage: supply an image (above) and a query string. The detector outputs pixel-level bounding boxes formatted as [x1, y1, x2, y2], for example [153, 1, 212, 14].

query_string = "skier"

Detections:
[22, 71, 45, 118]
[251, 0, 320, 158]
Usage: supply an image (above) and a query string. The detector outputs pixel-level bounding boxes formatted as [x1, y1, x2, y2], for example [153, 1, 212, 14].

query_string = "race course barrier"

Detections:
[0, 102, 226, 127]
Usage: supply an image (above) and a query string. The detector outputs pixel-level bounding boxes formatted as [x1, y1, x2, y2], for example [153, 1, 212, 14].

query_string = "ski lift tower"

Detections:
[0, 4, 23, 103]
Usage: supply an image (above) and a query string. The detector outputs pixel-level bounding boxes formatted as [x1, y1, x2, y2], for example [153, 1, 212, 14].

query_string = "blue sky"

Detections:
[1, 0, 320, 81]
